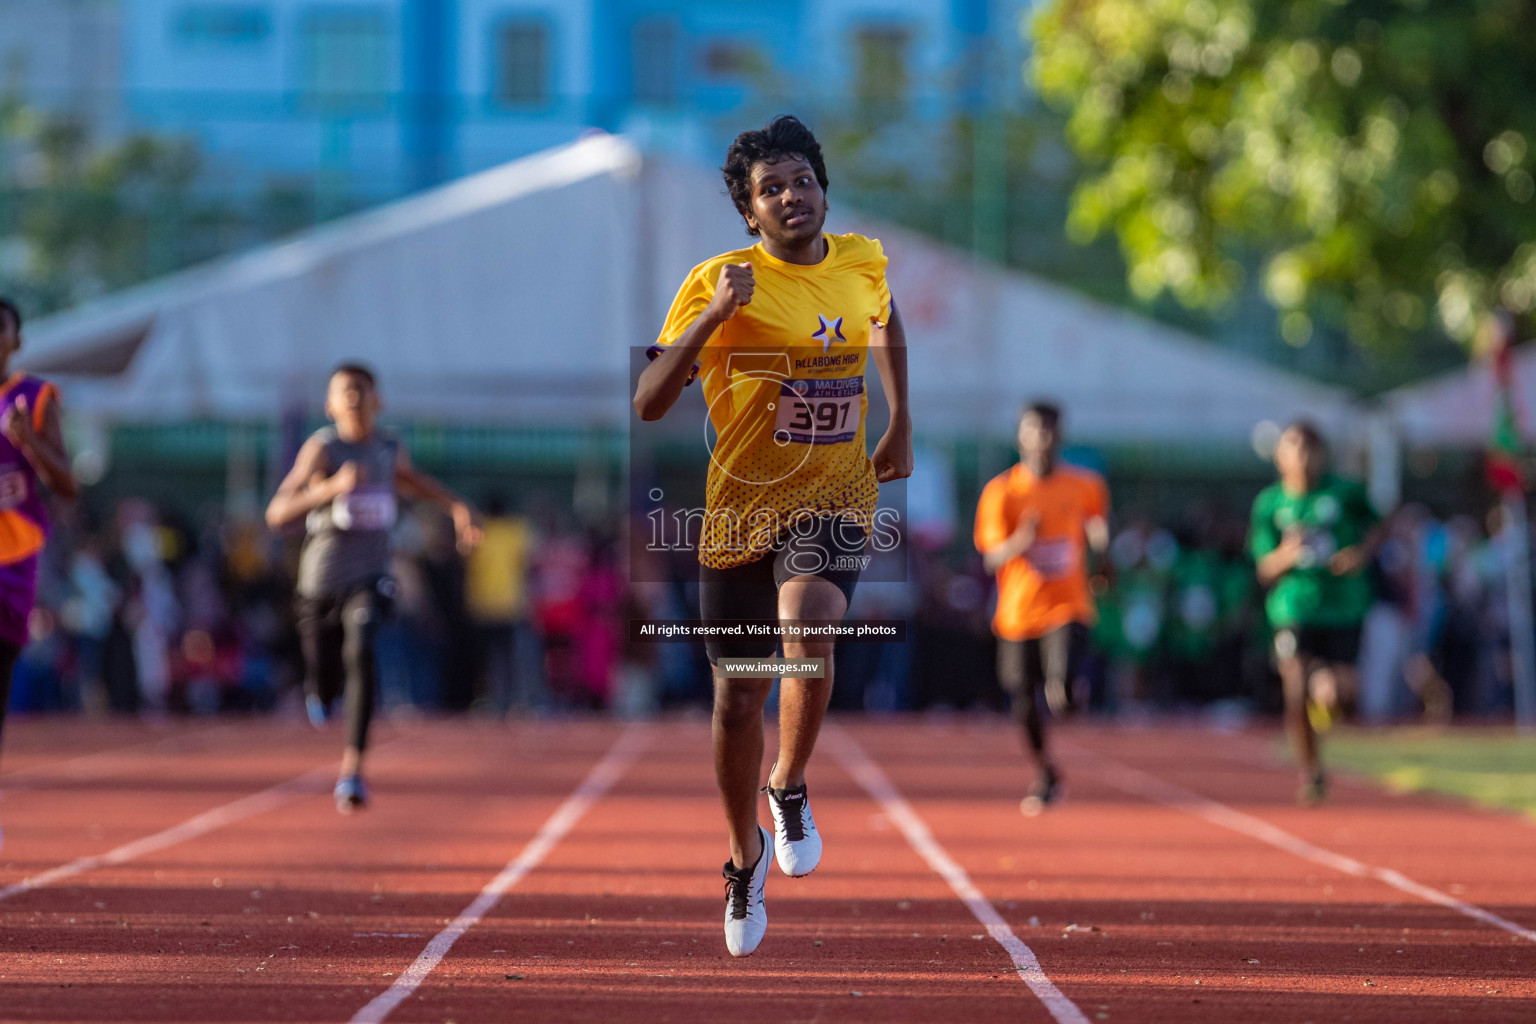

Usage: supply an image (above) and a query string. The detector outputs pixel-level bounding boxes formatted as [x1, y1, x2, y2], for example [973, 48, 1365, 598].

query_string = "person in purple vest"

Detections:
[0, 297, 78, 769]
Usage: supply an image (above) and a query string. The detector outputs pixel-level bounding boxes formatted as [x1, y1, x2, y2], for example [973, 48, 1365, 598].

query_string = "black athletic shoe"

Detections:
[1020, 766, 1062, 817]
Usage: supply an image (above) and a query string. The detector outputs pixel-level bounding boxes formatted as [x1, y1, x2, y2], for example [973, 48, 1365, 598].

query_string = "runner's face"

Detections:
[326, 373, 379, 425]
[1018, 413, 1060, 464]
[1275, 429, 1324, 485]
[746, 157, 827, 247]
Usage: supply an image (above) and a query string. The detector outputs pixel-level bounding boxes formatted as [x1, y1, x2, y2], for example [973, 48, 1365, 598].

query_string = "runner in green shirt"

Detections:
[1250, 421, 1382, 805]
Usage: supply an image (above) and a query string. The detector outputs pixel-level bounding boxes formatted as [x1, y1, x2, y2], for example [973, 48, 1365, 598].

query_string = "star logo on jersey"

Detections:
[811, 314, 846, 353]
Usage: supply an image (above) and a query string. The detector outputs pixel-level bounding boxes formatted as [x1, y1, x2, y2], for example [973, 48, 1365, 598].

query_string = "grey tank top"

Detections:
[296, 426, 400, 598]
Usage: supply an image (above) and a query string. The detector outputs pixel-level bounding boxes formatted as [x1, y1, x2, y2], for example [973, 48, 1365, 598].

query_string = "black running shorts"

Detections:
[996, 624, 1083, 696]
[698, 516, 865, 665]
[1273, 624, 1361, 666]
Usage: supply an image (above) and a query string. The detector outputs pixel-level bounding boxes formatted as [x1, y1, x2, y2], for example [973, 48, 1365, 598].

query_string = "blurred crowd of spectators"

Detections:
[8, 496, 608, 719]
[4, 493, 1529, 725]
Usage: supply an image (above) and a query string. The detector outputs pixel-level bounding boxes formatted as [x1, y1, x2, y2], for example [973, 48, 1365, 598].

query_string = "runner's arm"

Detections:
[1250, 492, 1299, 587]
[1085, 515, 1109, 555]
[1255, 531, 1305, 587]
[982, 512, 1039, 573]
[265, 438, 349, 529]
[1084, 477, 1110, 557]
[1327, 484, 1389, 575]
[1329, 521, 1388, 576]
[634, 263, 753, 421]
[632, 313, 721, 421]
[4, 391, 76, 499]
[869, 302, 912, 484]
[976, 478, 1037, 574]
[394, 444, 482, 552]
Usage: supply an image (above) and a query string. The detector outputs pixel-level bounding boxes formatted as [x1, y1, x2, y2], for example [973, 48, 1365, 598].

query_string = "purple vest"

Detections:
[0, 374, 55, 646]
[0, 375, 53, 540]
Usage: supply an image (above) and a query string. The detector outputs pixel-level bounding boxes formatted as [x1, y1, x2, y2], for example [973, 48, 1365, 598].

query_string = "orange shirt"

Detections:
[974, 463, 1108, 641]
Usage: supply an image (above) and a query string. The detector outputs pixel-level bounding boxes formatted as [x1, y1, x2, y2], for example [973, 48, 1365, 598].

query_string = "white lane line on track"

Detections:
[0, 763, 334, 902]
[1062, 740, 1536, 944]
[1, 725, 232, 785]
[349, 725, 650, 1024]
[825, 726, 1090, 1024]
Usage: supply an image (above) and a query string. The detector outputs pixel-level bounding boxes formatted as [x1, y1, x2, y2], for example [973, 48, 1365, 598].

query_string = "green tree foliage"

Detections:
[1031, 0, 1536, 349]
[0, 94, 252, 317]
[810, 108, 1139, 312]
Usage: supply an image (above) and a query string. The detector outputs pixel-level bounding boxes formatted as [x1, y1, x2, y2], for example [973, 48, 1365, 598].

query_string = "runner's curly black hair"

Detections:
[720, 115, 828, 236]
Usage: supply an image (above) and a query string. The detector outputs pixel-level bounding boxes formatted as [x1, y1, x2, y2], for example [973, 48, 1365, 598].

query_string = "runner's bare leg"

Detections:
[1279, 654, 1319, 778]
[714, 675, 772, 869]
[769, 577, 848, 790]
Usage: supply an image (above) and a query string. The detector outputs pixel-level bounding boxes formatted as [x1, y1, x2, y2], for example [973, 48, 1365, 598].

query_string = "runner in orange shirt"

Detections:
[975, 402, 1109, 814]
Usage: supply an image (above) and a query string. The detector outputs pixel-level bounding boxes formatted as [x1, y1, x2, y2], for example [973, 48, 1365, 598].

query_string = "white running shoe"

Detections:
[767, 781, 821, 877]
[722, 825, 771, 957]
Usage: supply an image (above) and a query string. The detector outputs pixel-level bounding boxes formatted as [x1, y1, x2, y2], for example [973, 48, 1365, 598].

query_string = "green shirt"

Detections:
[1249, 474, 1377, 629]
[1166, 548, 1222, 661]
[1093, 563, 1167, 663]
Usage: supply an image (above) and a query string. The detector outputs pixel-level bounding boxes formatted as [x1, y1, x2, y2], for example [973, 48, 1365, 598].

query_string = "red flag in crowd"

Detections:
[1487, 316, 1526, 494]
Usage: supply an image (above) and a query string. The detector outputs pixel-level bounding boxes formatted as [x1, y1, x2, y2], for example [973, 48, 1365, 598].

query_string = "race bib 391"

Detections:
[773, 377, 862, 446]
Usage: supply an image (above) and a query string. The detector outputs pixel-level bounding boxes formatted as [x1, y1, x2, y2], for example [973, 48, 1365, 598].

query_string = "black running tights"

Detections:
[297, 588, 380, 753]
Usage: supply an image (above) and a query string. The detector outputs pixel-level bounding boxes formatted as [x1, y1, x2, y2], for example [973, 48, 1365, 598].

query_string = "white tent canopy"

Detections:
[849, 214, 1353, 440]
[23, 135, 652, 423]
[1384, 347, 1523, 448]
[22, 133, 1356, 443]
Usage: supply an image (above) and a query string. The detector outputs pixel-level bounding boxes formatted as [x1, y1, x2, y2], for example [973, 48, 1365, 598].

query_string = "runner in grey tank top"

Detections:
[267, 364, 482, 813]
[296, 425, 399, 599]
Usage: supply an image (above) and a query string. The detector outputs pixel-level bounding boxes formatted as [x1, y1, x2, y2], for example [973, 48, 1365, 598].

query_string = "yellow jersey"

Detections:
[652, 232, 892, 570]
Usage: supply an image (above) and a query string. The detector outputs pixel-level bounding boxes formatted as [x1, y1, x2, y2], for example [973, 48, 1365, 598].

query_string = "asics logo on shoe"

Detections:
[768, 784, 821, 877]
[771, 788, 809, 842]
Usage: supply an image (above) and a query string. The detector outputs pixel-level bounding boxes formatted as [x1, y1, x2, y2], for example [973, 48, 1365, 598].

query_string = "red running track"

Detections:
[0, 715, 1532, 1023]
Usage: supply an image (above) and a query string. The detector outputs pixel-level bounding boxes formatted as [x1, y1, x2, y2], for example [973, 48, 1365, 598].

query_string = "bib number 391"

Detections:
[774, 377, 862, 446]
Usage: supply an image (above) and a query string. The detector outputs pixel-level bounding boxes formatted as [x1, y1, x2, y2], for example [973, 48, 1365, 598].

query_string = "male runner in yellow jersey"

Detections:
[634, 115, 912, 957]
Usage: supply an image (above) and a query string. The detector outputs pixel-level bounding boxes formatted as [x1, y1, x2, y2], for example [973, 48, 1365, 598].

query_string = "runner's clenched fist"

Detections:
[708, 262, 755, 321]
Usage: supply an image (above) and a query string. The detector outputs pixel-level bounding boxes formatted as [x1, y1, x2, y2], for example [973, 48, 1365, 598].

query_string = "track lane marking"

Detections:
[825, 726, 1091, 1024]
[349, 724, 650, 1024]
[0, 762, 334, 902]
[1062, 739, 1536, 944]
[0, 723, 236, 785]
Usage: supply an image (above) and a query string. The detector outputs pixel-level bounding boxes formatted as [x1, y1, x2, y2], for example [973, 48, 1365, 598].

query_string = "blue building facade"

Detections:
[118, 0, 1032, 203]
